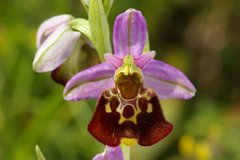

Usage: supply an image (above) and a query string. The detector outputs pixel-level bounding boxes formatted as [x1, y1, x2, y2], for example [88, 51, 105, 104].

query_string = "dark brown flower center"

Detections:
[122, 105, 135, 118]
[110, 96, 120, 110]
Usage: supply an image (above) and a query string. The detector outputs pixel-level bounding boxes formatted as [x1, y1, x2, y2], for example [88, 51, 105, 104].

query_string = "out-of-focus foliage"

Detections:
[0, 0, 240, 160]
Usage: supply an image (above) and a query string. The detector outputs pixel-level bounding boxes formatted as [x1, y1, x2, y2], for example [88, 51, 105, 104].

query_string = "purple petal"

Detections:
[33, 24, 80, 72]
[134, 51, 156, 69]
[113, 9, 146, 58]
[143, 60, 196, 99]
[93, 146, 124, 160]
[104, 53, 123, 69]
[37, 14, 74, 48]
[64, 62, 115, 101]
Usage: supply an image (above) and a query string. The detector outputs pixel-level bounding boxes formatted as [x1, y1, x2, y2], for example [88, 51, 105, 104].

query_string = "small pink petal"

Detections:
[104, 53, 123, 68]
[134, 51, 156, 68]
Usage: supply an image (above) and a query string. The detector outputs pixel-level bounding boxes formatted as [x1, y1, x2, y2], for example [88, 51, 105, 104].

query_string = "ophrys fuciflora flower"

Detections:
[64, 9, 196, 147]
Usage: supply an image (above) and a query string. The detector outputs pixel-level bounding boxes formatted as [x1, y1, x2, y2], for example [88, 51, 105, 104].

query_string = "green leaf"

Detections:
[35, 145, 46, 160]
[70, 18, 93, 42]
[89, 0, 112, 61]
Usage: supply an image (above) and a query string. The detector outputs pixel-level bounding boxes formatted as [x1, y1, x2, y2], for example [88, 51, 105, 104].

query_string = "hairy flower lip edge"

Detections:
[36, 14, 74, 48]
[33, 24, 81, 72]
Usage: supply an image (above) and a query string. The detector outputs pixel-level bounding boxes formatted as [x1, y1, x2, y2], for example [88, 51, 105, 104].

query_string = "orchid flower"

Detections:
[93, 146, 124, 160]
[64, 9, 196, 147]
[33, 14, 80, 72]
[33, 14, 96, 85]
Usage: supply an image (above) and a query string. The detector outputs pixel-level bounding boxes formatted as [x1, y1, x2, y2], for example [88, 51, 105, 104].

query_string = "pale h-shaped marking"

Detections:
[116, 102, 141, 125]
[104, 88, 154, 125]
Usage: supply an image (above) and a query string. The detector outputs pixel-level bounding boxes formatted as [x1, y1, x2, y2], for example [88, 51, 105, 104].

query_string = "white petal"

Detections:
[36, 14, 74, 48]
[33, 24, 80, 72]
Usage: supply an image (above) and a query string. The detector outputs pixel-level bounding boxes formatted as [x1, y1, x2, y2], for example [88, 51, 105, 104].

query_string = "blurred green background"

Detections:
[1, 0, 240, 159]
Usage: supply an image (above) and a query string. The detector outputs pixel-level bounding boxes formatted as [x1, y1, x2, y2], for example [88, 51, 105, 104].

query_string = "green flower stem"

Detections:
[89, 0, 112, 61]
[70, 18, 93, 42]
[121, 144, 130, 160]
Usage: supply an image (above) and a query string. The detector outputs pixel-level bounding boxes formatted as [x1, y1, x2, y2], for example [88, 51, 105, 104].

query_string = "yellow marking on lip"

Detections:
[147, 103, 153, 113]
[105, 103, 112, 113]
[118, 114, 138, 125]
[121, 138, 137, 146]
[139, 90, 152, 101]
[117, 104, 141, 125]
